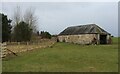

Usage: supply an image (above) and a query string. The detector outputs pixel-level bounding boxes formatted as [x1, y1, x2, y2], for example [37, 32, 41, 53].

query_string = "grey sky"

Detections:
[1, 2, 118, 36]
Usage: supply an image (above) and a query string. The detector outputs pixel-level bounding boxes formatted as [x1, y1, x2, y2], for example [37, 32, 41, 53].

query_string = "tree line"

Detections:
[1, 7, 51, 42]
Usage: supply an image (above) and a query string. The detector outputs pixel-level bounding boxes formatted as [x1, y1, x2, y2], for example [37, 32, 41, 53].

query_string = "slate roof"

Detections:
[59, 24, 110, 35]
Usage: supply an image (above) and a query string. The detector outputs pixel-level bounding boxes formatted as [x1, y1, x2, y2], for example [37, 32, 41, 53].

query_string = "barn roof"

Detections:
[59, 24, 110, 35]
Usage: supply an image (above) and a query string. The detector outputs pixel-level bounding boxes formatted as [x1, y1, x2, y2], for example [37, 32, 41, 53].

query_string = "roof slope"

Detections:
[59, 24, 110, 35]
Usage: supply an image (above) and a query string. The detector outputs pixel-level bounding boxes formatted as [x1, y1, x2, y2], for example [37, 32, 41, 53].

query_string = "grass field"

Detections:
[2, 37, 118, 72]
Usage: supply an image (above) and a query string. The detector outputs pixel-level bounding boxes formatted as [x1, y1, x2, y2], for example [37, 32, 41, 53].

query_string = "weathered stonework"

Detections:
[58, 34, 95, 44]
[58, 34, 111, 44]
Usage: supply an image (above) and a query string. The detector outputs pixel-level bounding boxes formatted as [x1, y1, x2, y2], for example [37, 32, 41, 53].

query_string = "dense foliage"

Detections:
[41, 31, 51, 39]
[13, 21, 32, 42]
[1, 13, 12, 42]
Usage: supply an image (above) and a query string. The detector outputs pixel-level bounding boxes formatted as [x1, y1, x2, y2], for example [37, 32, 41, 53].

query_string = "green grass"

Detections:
[112, 37, 119, 44]
[2, 37, 118, 72]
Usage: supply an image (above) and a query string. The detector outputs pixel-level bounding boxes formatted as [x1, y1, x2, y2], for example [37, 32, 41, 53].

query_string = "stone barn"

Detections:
[57, 24, 111, 44]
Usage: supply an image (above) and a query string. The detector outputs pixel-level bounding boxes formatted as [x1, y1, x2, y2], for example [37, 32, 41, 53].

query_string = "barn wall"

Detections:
[58, 34, 98, 44]
[106, 35, 111, 44]
[96, 34, 100, 44]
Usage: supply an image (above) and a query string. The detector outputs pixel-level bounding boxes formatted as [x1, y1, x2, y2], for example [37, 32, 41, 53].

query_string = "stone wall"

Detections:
[58, 34, 97, 44]
[58, 34, 111, 44]
[106, 35, 111, 44]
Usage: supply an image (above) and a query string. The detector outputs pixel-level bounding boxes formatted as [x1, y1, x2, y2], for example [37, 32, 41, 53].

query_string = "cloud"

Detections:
[1, 2, 118, 36]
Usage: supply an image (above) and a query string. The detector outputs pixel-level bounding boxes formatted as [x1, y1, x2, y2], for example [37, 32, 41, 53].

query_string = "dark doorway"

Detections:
[100, 35, 107, 44]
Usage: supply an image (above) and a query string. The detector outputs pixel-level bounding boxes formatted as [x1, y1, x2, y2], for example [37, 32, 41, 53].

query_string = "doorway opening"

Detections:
[100, 35, 107, 44]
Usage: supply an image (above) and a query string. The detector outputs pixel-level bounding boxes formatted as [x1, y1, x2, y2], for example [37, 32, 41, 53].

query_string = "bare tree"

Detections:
[11, 6, 22, 35]
[23, 7, 38, 32]
[13, 6, 21, 26]
[12, 6, 38, 33]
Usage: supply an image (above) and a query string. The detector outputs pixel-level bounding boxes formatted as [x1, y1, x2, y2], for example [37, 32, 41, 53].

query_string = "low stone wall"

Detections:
[58, 34, 97, 44]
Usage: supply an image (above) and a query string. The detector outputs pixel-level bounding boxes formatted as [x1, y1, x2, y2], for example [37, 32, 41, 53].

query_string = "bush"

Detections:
[41, 31, 51, 39]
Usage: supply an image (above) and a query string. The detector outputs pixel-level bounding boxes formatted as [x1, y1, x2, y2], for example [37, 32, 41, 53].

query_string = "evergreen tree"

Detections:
[13, 21, 32, 42]
[1, 13, 12, 42]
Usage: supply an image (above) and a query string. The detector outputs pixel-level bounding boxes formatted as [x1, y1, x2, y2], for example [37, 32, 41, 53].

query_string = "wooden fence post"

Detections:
[1, 42, 7, 58]
[27, 42, 29, 45]
[18, 42, 20, 45]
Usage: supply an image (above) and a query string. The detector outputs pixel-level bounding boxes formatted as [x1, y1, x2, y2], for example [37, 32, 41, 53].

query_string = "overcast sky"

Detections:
[0, 2, 118, 36]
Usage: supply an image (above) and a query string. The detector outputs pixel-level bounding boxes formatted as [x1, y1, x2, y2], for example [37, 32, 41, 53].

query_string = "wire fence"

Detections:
[0, 38, 57, 58]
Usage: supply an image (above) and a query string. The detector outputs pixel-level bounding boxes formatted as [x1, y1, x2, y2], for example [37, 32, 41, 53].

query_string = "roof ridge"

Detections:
[59, 24, 110, 35]
[68, 24, 96, 28]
